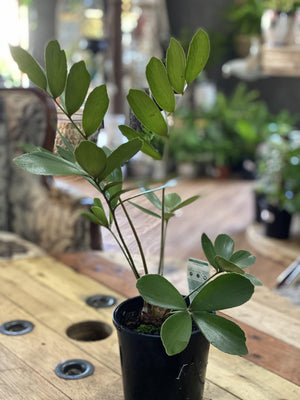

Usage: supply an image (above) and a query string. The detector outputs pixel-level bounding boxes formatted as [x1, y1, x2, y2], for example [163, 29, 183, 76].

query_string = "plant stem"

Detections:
[119, 198, 148, 275]
[94, 180, 140, 279]
[158, 188, 166, 275]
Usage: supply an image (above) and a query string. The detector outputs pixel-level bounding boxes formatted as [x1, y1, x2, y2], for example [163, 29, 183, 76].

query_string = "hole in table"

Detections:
[0, 320, 34, 336]
[86, 294, 117, 308]
[66, 320, 112, 341]
[54, 359, 94, 380]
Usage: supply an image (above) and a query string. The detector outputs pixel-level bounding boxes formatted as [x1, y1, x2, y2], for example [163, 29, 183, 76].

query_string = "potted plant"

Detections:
[225, 0, 264, 57]
[261, 0, 300, 45]
[255, 131, 300, 238]
[10, 29, 261, 399]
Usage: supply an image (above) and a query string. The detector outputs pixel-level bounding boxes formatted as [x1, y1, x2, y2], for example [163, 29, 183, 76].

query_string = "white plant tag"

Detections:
[187, 258, 210, 302]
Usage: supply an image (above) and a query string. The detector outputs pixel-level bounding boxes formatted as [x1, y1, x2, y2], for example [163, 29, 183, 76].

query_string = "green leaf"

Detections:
[127, 89, 168, 136]
[45, 40, 67, 98]
[190, 273, 254, 312]
[13, 151, 84, 176]
[10, 45, 47, 90]
[214, 256, 245, 274]
[102, 139, 142, 179]
[201, 233, 217, 269]
[146, 57, 175, 113]
[192, 311, 248, 355]
[74, 141, 107, 178]
[166, 37, 186, 94]
[230, 250, 256, 268]
[142, 187, 162, 210]
[214, 234, 234, 259]
[171, 195, 200, 212]
[65, 61, 91, 116]
[185, 28, 210, 84]
[56, 145, 75, 162]
[81, 210, 102, 224]
[244, 273, 263, 286]
[136, 274, 187, 310]
[164, 193, 181, 211]
[82, 85, 109, 137]
[119, 125, 162, 160]
[91, 206, 109, 228]
[104, 149, 123, 209]
[128, 201, 161, 219]
[161, 311, 192, 356]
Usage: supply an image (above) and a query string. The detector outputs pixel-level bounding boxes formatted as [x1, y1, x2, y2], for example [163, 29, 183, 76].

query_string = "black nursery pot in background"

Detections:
[261, 203, 292, 239]
[113, 296, 210, 400]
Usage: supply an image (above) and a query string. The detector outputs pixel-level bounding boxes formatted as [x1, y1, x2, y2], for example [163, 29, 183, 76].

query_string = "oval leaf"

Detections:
[65, 61, 91, 116]
[190, 273, 254, 312]
[146, 57, 175, 113]
[230, 250, 256, 268]
[161, 311, 192, 356]
[136, 274, 187, 310]
[119, 125, 162, 160]
[45, 40, 67, 98]
[10, 45, 47, 90]
[166, 37, 186, 94]
[164, 193, 181, 211]
[214, 256, 245, 274]
[82, 85, 109, 137]
[192, 311, 248, 355]
[91, 206, 109, 228]
[214, 234, 234, 259]
[102, 138, 142, 179]
[201, 233, 218, 270]
[13, 152, 83, 176]
[74, 141, 107, 178]
[127, 89, 168, 136]
[185, 28, 210, 84]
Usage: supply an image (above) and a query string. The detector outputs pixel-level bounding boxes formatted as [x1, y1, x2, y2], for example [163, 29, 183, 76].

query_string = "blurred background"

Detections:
[1, 0, 300, 243]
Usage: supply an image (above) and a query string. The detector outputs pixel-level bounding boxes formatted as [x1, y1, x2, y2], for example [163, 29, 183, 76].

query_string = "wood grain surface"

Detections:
[1, 256, 300, 399]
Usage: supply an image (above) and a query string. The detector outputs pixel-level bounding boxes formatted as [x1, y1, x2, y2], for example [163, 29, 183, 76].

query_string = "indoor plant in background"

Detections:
[10, 29, 261, 400]
[255, 131, 300, 238]
[261, 0, 300, 45]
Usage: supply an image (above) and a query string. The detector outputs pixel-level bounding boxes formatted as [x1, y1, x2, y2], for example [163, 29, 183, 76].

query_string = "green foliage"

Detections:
[45, 41, 67, 98]
[169, 83, 298, 170]
[82, 85, 109, 137]
[137, 233, 259, 356]
[225, 0, 264, 36]
[166, 38, 186, 94]
[262, 0, 300, 13]
[10, 45, 47, 90]
[11, 32, 259, 360]
[256, 132, 300, 213]
[186, 29, 210, 84]
[146, 57, 175, 113]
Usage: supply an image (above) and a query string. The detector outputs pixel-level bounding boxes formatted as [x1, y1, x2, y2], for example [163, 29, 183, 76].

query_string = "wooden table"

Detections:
[1, 255, 300, 399]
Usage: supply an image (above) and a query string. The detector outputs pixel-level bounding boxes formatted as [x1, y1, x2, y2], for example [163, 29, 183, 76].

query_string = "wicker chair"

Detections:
[0, 87, 102, 255]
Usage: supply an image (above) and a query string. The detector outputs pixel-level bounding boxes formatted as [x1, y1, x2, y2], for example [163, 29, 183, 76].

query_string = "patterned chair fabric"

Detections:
[0, 87, 102, 254]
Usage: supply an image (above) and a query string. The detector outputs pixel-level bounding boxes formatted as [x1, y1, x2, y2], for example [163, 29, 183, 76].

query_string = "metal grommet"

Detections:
[54, 359, 94, 380]
[86, 294, 117, 308]
[0, 320, 34, 336]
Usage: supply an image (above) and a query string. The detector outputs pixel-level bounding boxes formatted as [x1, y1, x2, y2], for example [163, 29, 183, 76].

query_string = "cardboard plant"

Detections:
[10, 28, 261, 357]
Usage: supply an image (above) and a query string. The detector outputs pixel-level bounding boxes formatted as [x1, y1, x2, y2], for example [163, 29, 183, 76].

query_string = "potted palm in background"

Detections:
[10, 29, 261, 400]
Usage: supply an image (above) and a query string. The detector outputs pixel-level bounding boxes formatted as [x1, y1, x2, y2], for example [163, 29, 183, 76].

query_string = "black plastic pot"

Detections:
[113, 296, 210, 400]
[261, 203, 292, 239]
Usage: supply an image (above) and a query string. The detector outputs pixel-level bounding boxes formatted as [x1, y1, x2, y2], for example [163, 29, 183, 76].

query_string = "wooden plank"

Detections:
[0, 261, 122, 374]
[223, 297, 300, 349]
[207, 347, 300, 400]
[0, 346, 69, 400]
[0, 295, 123, 400]
[0, 258, 248, 399]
